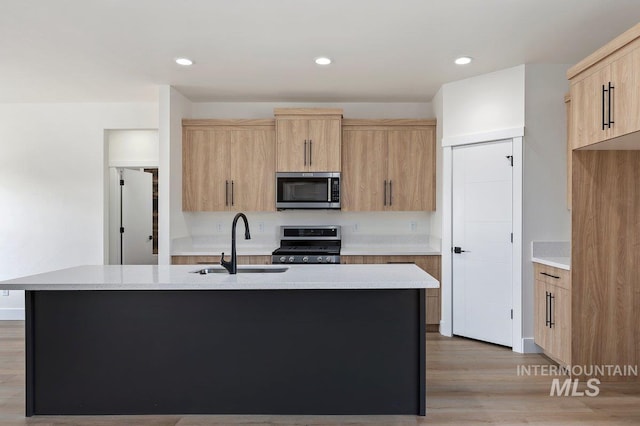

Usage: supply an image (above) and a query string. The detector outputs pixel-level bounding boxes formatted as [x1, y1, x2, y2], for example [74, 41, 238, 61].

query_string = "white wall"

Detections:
[190, 102, 433, 119]
[0, 103, 158, 319]
[442, 65, 525, 144]
[437, 64, 571, 351]
[158, 86, 192, 264]
[521, 64, 571, 346]
[107, 129, 159, 167]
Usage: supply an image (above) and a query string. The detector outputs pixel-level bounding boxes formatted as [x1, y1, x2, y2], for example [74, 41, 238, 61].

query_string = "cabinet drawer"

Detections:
[534, 263, 570, 290]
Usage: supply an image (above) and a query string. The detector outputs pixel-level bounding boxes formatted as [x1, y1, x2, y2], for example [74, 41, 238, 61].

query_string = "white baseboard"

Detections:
[439, 319, 452, 337]
[0, 308, 25, 321]
[522, 337, 542, 354]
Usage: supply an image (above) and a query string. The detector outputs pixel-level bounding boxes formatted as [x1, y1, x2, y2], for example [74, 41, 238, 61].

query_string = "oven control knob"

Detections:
[326, 256, 332, 263]
[289, 256, 295, 263]
[279, 256, 286, 263]
[302, 256, 309, 263]
[317, 256, 323, 263]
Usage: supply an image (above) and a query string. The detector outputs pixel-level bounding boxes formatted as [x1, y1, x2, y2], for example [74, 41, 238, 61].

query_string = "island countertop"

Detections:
[0, 264, 439, 291]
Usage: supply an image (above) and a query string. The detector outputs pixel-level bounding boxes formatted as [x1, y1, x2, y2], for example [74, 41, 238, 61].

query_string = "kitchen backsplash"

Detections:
[182, 211, 436, 247]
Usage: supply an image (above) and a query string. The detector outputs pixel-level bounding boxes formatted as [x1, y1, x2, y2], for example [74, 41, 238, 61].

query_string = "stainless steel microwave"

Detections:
[275, 172, 341, 210]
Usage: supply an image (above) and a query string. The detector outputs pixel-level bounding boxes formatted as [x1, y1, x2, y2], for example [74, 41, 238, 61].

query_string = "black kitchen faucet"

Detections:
[220, 212, 251, 274]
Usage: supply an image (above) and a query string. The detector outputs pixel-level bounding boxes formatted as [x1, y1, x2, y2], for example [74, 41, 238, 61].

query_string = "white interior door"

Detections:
[121, 168, 155, 265]
[452, 140, 513, 347]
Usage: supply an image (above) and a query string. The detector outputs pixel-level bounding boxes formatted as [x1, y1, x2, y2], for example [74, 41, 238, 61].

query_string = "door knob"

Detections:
[453, 247, 469, 254]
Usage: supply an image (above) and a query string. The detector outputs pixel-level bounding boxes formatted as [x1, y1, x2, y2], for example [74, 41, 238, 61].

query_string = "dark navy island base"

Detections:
[25, 288, 426, 416]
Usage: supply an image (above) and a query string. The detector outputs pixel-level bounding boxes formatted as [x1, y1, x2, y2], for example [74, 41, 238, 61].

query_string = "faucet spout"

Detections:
[221, 213, 251, 274]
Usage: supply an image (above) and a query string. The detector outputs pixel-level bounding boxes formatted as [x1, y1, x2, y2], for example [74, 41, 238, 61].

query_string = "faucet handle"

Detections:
[220, 252, 226, 265]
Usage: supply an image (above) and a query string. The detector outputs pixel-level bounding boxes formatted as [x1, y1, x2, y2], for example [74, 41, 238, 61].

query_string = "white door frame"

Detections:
[441, 128, 524, 353]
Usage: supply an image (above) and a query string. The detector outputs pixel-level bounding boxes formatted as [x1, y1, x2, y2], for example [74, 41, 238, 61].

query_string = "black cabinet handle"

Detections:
[383, 180, 387, 206]
[389, 180, 393, 206]
[602, 84, 607, 130]
[549, 293, 555, 328]
[309, 140, 313, 166]
[609, 82, 615, 127]
[540, 272, 560, 279]
[304, 140, 307, 166]
[225, 180, 229, 206]
[545, 291, 550, 327]
[231, 180, 234, 206]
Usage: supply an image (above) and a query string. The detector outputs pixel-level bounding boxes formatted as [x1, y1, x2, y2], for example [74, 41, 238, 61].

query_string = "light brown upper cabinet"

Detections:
[275, 108, 342, 172]
[341, 120, 436, 211]
[568, 23, 640, 149]
[182, 120, 276, 212]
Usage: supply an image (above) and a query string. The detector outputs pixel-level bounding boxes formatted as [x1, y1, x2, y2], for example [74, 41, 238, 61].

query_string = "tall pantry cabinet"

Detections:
[567, 22, 640, 382]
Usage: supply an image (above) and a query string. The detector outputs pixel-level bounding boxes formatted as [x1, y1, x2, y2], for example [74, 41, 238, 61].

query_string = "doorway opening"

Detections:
[104, 129, 159, 265]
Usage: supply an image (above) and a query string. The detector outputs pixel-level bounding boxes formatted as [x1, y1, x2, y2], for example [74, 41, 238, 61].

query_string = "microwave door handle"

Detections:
[327, 178, 331, 201]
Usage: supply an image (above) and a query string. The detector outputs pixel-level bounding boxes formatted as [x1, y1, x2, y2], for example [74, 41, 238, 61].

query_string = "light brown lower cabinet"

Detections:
[171, 255, 271, 265]
[342, 255, 441, 331]
[533, 262, 571, 365]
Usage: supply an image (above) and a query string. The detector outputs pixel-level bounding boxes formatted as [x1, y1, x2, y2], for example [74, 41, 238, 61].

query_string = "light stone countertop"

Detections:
[0, 264, 439, 291]
[531, 256, 570, 270]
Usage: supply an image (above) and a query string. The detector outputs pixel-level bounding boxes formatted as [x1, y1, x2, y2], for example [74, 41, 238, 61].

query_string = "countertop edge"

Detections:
[531, 257, 571, 271]
[0, 265, 440, 291]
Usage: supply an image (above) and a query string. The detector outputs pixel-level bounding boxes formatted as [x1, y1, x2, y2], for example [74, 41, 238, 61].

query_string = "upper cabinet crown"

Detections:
[568, 23, 640, 149]
[341, 119, 436, 211]
[275, 108, 343, 172]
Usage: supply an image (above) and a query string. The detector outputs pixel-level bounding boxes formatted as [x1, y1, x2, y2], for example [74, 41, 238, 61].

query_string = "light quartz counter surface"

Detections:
[0, 264, 439, 291]
[531, 256, 570, 270]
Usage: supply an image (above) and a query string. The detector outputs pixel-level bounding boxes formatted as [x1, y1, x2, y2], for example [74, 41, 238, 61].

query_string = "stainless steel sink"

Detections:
[192, 266, 289, 274]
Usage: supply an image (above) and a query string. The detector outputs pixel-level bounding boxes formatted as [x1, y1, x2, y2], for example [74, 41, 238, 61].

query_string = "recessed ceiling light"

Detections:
[175, 58, 193, 66]
[454, 56, 472, 65]
[315, 57, 332, 66]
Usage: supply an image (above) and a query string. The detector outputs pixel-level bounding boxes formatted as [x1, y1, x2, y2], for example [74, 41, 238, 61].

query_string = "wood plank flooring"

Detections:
[1, 321, 639, 425]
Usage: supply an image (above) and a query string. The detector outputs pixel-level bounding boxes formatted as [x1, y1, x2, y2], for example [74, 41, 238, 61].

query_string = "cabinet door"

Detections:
[570, 66, 612, 149]
[534, 280, 550, 352]
[610, 47, 640, 139]
[307, 118, 341, 171]
[276, 118, 308, 171]
[387, 129, 436, 211]
[341, 130, 387, 211]
[230, 129, 276, 211]
[182, 129, 230, 211]
[549, 285, 571, 364]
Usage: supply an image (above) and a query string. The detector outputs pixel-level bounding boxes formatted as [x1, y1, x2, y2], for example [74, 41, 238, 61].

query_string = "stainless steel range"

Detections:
[272, 226, 341, 264]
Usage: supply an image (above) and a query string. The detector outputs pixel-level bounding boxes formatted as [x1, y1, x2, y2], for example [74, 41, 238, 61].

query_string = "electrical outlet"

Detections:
[216, 223, 222, 233]
[352, 223, 359, 232]
[1, 290, 9, 296]
[410, 221, 417, 232]
[258, 222, 265, 233]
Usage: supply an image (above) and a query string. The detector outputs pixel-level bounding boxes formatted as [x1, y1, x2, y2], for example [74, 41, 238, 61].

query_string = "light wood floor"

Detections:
[1, 321, 639, 425]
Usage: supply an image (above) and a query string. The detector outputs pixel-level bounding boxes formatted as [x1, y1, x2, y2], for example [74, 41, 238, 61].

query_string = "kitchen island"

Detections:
[0, 264, 438, 417]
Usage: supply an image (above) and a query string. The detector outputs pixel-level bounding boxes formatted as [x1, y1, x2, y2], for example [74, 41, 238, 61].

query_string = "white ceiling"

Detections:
[2, 0, 640, 103]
